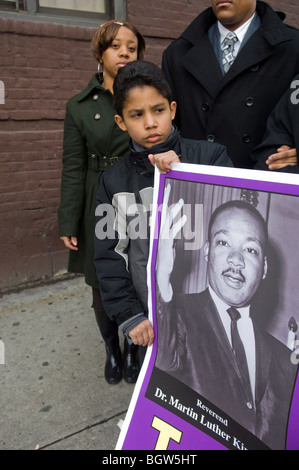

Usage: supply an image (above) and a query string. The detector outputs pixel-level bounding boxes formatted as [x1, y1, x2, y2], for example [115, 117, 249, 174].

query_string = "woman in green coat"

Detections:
[58, 20, 145, 384]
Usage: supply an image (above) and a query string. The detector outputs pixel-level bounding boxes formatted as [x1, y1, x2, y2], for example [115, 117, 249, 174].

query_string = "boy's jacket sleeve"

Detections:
[94, 173, 145, 326]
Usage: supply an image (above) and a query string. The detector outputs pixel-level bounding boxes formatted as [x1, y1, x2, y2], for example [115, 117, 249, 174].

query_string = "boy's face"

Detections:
[115, 85, 177, 149]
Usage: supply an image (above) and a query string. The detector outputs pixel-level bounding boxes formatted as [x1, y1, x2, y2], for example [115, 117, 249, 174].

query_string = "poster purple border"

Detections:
[116, 164, 299, 451]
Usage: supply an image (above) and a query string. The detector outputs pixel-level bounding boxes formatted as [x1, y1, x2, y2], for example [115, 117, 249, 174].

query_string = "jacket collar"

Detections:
[129, 127, 181, 208]
[181, 7, 215, 45]
[129, 126, 181, 175]
[76, 73, 109, 102]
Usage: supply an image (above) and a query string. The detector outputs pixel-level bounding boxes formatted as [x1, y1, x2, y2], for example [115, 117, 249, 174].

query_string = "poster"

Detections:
[116, 163, 299, 451]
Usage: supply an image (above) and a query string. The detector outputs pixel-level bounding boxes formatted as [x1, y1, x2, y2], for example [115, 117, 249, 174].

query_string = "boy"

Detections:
[94, 60, 232, 350]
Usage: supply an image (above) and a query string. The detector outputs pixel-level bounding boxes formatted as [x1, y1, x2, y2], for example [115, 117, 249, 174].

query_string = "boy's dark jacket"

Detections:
[94, 127, 233, 332]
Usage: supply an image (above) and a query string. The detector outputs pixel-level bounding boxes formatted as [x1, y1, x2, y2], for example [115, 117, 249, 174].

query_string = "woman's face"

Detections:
[101, 26, 139, 85]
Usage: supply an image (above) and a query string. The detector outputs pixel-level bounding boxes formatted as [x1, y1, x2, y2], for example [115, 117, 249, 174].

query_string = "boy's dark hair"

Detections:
[113, 60, 173, 117]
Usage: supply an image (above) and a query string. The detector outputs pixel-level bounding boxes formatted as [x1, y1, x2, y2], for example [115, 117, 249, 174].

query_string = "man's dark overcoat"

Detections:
[252, 74, 299, 172]
[162, 1, 299, 169]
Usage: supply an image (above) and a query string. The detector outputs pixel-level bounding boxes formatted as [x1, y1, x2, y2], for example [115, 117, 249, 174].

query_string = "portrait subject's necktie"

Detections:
[221, 32, 238, 73]
[227, 307, 253, 404]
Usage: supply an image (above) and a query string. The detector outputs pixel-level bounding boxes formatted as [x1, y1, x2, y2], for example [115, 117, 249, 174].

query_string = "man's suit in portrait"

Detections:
[156, 288, 298, 449]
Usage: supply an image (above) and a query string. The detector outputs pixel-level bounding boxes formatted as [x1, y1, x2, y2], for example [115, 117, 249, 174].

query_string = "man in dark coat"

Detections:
[252, 75, 299, 172]
[162, 1, 299, 169]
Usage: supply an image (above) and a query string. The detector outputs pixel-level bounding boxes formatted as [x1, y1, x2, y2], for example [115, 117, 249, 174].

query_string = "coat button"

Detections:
[245, 97, 254, 107]
[91, 153, 96, 159]
[246, 402, 253, 410]
[94, 113, 101, 120]
[242, 134, 251, 143]
[207, 134, 215, 142]
[202, 103, 209, 112]
[251, 65, 259, 72]
[93, 94, 99, 101]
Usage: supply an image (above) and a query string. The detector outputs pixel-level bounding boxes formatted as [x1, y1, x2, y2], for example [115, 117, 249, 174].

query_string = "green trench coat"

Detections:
[58, 73, 130, 287]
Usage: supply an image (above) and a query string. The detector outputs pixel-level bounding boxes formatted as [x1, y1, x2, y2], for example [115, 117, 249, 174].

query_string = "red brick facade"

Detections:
[0, 1, 298, 292]
[0, 20, 97, 291]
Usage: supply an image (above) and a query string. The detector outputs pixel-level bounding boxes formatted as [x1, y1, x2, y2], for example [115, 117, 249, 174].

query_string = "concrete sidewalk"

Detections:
[0, 277, 134, 450]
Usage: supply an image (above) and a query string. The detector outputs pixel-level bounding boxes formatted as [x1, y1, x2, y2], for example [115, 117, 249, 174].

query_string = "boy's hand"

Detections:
[129, 319, 155, 347]
[266, 145, 297, 170]
[60, 236, 78, 251]
[148, 150, 180, 174]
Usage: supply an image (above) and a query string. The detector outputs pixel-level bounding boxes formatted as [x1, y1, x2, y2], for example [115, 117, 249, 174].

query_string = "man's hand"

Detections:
[266, 145, 297, 170]
[148, 150, 180, 174]
[156, 184, 187, 303]
[60, 236, 78, 251]
[129, 319, 155, 347]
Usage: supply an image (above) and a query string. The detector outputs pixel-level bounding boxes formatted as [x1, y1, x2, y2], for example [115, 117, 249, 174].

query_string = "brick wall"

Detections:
[0, 0, 298, 292]
[0, 19, 97, 292]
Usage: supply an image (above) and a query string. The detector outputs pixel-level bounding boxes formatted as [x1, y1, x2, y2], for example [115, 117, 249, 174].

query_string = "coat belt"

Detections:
[88, 154, 120, 171]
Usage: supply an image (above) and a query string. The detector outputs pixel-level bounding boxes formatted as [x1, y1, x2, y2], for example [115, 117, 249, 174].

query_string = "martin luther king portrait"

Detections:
[155, 184, 298, 450]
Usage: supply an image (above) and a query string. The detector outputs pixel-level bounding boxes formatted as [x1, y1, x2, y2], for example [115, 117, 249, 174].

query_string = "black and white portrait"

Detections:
[154, 178, 299, 450]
